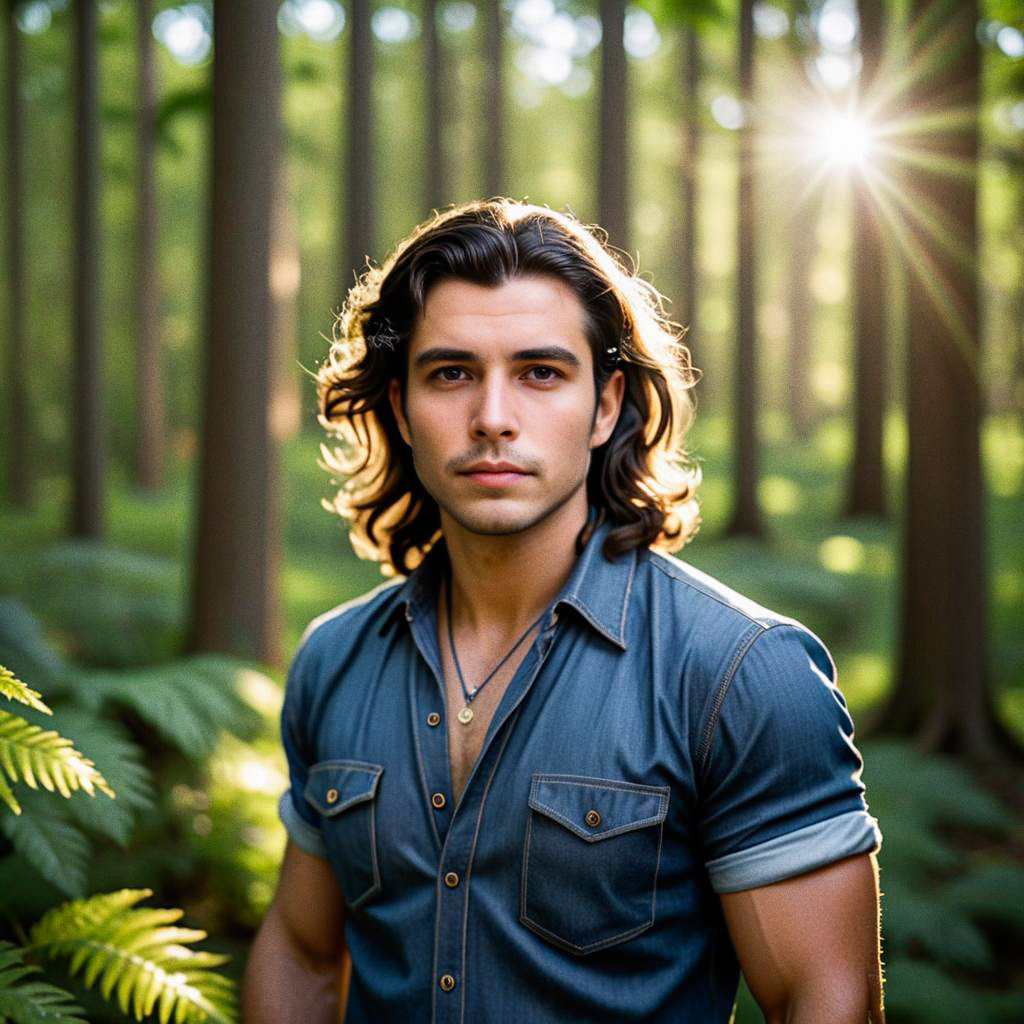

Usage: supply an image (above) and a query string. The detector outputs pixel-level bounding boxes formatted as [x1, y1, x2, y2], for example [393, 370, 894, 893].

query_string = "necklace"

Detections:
[445, 581, 549, 726]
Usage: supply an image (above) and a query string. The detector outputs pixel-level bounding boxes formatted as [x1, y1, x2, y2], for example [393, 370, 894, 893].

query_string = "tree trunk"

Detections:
[188, 0, 282, 666]
[873, 0, 1019, 763]
[270, 164, 301, 443]
[726, 0, 764, 537]
[5, 0, 32, 508]
[786, 188, 817, 440]
[134, 0, 164, 492]
[845, 0, 887, 516]
[343, 0, 374, 290]
[423, 0, 443, 214]
[598, 0, 628, 252]
[680, 28, 700, 354]
[483, 0, 504, 198]
[70, 0, 104, 538]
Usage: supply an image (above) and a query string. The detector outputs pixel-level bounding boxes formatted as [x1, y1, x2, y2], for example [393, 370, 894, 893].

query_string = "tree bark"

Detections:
[598, 0, 628, 252]
[5, 0, 32, 508]
[70, 0, 104, 538]
[786, 188, 817, 440]
[483, 0, 504, 198]
[680, 28, 700, 353]
[873, 0, 1019, 763]
[134, 0, 165, 492]
[343, 0, 374, 291]
[845, 0, 887, 516]
[726, 0, 764, 537]
[188, 0, 282, 665]
[423, 0, 443, 214]
[270, 164, 301, 443]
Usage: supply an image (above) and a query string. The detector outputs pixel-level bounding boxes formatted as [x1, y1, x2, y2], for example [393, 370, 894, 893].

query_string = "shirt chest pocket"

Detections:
[304, 760, 383, 909]
[520, 774, 671, 955]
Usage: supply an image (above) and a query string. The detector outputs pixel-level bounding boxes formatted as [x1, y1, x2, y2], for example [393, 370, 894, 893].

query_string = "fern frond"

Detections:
[0, 804, 91, 897]
[0, 709, 115, 808]
[50, 709, 154, 846]
[0, 940, 87, 1024]
[0, 666, 51, 715]
[28, 890, 238, 1024]
[70, 657, 262, 755]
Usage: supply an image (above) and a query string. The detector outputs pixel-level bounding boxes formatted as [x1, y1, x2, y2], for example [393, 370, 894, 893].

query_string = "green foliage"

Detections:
[68, 657, 261, 757]
[0, 664, 114, 817]
[0, 941, 86, 1024]
[0, 544, 183, 669]
[0, 668, 49, 715]
[860, 741, 1024, 1022]
[28, 890, 237, 1024]
[0, 801, 90, 898]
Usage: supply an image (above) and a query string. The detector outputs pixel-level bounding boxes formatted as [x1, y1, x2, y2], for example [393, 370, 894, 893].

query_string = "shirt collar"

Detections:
[389, 520, 636, 651]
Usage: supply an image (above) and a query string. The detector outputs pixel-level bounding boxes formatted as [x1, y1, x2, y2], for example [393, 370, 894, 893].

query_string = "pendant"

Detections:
[457, 705, 474, 725]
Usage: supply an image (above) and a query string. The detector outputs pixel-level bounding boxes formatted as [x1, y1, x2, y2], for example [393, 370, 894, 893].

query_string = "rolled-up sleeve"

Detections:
[699, 623, 881, 893]
[278, 634, 328, 859]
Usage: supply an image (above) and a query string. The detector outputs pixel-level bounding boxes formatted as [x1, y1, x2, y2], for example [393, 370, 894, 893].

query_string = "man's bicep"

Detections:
[720, 852, 884, 1023]
[273, 840, 346, 963]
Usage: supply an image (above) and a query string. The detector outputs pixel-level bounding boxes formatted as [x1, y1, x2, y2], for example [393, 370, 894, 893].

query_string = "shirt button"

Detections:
[584, 809, 601, 828]
[444, 871, 459, 888]
[326, 788, 339, 805]
[439, 974, 456, 992]
[426, 712, 441, 727]
[431, 792, 447, 810]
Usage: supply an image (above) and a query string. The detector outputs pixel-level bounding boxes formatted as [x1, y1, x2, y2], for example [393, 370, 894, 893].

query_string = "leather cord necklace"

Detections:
[445, 580, 549, 726]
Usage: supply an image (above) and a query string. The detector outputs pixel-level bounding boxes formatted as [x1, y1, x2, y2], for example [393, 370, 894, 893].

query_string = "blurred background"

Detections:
[0, 0, 1022, 1021]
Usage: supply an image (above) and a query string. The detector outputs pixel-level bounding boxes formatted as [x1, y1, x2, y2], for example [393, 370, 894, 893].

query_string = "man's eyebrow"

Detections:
[413, 345, 582, 368]
[413, 347, 477, 366]
[512, 346, 581, 367]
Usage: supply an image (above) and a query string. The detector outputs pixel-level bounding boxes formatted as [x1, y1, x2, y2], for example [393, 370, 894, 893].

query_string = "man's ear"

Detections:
[388, 378, 412, 446]
[590, 368, 625, 448]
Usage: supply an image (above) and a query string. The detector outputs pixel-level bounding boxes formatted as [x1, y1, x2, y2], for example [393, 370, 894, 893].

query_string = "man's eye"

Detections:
[434, 366, 467, 382]
[525, 366, 561, 382]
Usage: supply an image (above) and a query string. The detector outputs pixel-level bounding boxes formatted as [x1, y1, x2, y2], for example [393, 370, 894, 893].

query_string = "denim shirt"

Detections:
[279, 526, 881, 1023]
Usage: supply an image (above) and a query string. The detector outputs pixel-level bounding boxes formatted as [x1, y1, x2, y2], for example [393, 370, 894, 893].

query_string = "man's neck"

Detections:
[440, 501, 587, 639]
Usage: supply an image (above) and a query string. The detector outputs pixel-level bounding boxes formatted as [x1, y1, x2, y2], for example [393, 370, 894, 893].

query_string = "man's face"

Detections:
[388, 275, 624, 542]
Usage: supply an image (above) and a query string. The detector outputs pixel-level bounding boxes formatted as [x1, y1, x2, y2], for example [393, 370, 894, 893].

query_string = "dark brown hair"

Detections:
[317, 199, 701, 574]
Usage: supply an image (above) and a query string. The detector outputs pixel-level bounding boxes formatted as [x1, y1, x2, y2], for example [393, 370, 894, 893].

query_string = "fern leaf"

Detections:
[0, 803, 91, 897]
[0, 771, 19, 815]
[0, 665, 51, 715]
[0, 709, 115, 805]
[28, 890, 238, 1024]
[0, 940, 87, 1024]
[70, 657, 262, 756]
[48, 709, 154, 845]
[0, 600, 67, 699]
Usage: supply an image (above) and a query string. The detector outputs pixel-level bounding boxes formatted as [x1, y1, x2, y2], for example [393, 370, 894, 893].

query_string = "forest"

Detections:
[0, 0, 1022, 1021]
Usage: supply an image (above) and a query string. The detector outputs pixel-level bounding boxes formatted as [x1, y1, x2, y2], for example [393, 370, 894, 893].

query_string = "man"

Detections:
[243, 199, 884, 1023]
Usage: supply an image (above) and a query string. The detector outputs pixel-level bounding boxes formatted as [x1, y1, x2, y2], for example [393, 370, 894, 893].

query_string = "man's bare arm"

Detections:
[720, 852, 884, 1023]
[242, 840, 347, 1024]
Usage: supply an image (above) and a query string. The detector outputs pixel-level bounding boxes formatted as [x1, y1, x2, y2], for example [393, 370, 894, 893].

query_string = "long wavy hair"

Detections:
[317, 199, 701, 575]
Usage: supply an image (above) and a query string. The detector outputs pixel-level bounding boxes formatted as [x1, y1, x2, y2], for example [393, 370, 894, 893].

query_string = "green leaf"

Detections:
[70, 657, 262, 756]
[0, 940, 87, 1024]
[29, 890, 238, 1024]
[0, 665, 51, 715]
[0, 709, 115, 806]
[0, 601, 66, 700]
[47, 709, 154, 846]
[1, 802, 91, 898]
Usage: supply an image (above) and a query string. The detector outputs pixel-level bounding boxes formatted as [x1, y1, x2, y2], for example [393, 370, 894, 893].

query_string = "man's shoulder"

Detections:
[297, 576, 406, 653]
[639, 547, 794, 632]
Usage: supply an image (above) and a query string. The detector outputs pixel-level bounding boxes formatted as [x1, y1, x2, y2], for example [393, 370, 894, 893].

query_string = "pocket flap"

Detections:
[528, 774, 670, 842]
[304, 760, 383, 817]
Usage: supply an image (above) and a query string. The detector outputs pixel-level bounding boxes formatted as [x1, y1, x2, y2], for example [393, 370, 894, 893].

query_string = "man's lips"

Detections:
[458, 462, 532, 487]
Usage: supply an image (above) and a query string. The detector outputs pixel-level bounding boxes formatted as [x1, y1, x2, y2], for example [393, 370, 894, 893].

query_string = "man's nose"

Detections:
[469, 374, 519, 442]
